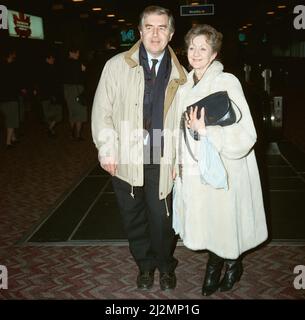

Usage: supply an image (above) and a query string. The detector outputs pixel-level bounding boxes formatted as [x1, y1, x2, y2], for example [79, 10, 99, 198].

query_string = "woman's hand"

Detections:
[185, 106, 206, 135]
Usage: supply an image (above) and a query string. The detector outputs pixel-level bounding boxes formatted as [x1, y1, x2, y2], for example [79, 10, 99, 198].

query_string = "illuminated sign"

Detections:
[238, 33, 246, 42]
[120, 29, 136, 47]
[180, 4, 214, 16]
[8, 10, 44, 40]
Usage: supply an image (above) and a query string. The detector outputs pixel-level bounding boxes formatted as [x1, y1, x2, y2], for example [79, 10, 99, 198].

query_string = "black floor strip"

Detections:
[72, 193, 126, 241]
[24, 142, 305, 244]
[27, 176, 109, 242]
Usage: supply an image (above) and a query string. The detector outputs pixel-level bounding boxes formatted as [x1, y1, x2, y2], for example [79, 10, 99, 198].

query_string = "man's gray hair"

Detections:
[138, 5, 175, 33]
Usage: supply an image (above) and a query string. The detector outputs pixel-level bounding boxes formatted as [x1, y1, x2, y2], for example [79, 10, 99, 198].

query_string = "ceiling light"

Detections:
[118, 19, 125, 22]
[277, 5, 286, 9]
[107, 14, 115, 17]
[72, 0, 84, 2]
[92, 7, 102, 11]
[267, 11, 275, 15]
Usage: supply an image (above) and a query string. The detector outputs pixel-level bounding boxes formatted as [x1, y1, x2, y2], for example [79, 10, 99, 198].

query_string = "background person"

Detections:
[63, 47, 87, 141]
[0, 49, 21, 149]
[37, 52, 63, 138]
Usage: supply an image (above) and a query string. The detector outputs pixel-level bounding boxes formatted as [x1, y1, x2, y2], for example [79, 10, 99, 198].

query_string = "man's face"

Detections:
[140, 13, 173, 58]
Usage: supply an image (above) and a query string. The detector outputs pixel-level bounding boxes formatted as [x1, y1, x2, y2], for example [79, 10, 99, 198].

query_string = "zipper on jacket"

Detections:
[130, 185, 135, 199]
[164, 196, 170, 217]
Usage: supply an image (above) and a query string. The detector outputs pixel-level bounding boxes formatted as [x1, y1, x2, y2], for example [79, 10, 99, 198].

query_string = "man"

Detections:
[91, 6, 186, 290]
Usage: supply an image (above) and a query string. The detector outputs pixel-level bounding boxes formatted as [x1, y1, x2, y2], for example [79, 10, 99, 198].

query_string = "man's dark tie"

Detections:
[151, 58, 158, 83]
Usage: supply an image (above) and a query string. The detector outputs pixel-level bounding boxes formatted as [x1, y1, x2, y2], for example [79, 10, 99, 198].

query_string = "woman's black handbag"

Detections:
[185, 91, 236, 127]
[182, 91, 239, 154]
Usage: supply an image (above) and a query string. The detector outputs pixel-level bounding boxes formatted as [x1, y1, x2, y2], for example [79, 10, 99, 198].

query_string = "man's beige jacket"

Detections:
[92, 40, 186, 199]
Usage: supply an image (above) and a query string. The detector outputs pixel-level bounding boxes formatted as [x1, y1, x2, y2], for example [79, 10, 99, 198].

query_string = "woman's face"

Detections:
[187, 35, 217, 74]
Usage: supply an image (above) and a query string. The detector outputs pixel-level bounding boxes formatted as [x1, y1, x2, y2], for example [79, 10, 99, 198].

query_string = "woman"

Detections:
[63, 47, 87, 141]
[39, 53, 63, 138]
[173, 24, 268, 296]
[0, 49, 20, 149]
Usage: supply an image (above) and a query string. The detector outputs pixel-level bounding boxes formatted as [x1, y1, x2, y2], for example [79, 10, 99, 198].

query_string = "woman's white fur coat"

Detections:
[173, 61, 268, 259]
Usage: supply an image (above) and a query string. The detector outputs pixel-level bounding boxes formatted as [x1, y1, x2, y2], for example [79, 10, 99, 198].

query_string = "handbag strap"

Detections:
[230, 97, 242, 122]
[182, 114, 198, 162]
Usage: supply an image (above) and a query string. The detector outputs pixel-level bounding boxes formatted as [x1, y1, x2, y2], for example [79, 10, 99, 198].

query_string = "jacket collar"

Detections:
[124, 40, 187, 85]
[181, 60, 224, 107]
[186, 60, 223, 85]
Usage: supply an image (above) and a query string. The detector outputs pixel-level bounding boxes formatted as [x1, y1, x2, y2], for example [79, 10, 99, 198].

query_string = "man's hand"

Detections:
[99, 156, 117, 176]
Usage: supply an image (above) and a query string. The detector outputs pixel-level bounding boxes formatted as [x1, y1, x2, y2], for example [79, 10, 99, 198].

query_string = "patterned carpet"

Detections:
[0, 108, 305, 300]
[1, 244, 305, 299]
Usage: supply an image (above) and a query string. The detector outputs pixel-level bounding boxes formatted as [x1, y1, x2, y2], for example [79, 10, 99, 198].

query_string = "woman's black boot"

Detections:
[219, 258, 243, 292]
[201, 252, 224, 296]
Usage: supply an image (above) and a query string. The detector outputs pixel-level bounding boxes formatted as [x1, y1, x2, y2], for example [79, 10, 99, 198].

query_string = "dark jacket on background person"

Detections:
[0, 60, 21, 102]
[63, 58, 84, 85]
[38, 62, 62, 101]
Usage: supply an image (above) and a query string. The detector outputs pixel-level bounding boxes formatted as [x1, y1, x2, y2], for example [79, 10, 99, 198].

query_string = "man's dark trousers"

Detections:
[112, 164, 178, 273]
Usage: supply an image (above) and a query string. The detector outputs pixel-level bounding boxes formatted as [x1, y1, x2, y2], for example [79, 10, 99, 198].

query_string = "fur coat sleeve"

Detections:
[206, 72, 257, 160]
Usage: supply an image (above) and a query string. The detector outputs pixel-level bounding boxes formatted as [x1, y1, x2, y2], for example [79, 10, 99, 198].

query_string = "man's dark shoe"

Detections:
[159, 272, 176, 290]
[136, 271, 154, 290]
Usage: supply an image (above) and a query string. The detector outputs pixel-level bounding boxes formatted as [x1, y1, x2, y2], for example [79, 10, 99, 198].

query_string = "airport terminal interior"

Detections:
[0, 0, 305, 300]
